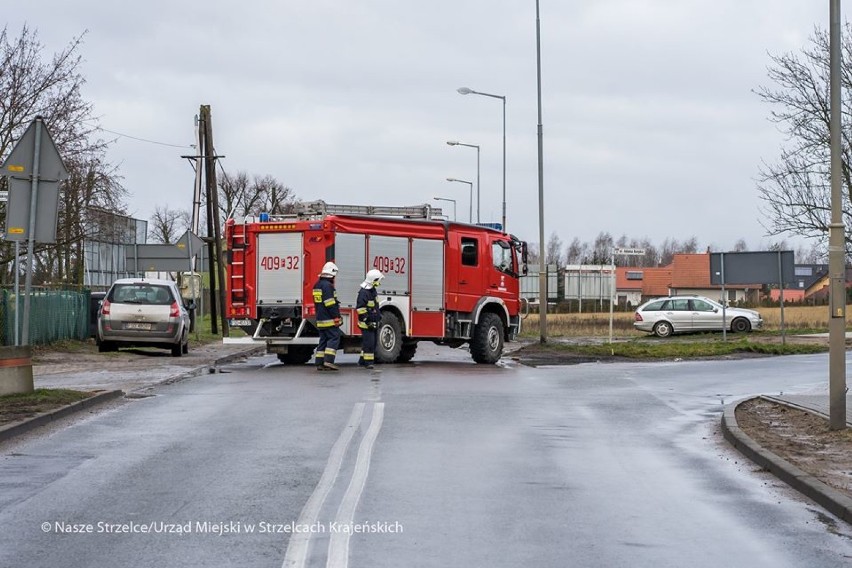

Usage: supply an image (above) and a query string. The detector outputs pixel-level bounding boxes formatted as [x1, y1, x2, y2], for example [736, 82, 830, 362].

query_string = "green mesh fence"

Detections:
[0, 289, 91, 346]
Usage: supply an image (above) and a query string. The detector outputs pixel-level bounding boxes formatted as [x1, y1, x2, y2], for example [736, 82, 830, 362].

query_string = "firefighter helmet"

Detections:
[366, 269, 384, 287]
[321, 262, 339, 277]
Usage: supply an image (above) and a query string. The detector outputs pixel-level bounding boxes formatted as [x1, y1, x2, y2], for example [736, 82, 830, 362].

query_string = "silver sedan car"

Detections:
[97, 278, 192, 356]
[633, 295, 763, 338]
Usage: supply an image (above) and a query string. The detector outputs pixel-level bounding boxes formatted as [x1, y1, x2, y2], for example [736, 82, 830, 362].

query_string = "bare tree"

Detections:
[733, 238, 749, 252]
[0, 25, 124, 286]
[755, 24, 852, 247]
[564, 237, 585, 265]
[217, 170, 250, 219]
[217, 171, 298, 219]
[586, 232, 613, 264]
[545, 231, 563, 268]
[255, 174, 297, 215]
[148, 204, 189, 244]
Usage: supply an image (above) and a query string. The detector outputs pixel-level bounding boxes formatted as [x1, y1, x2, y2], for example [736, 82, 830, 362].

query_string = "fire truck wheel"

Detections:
[277, 346, 314, 365]
[376, 312, 403, 364]
[396, 342, 417, 363]
[471, 313, 504, 364]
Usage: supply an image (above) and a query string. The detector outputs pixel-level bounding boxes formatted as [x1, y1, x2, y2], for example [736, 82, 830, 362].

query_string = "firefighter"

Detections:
[356, 269, 384, 369]
[312, 261, 342, 371]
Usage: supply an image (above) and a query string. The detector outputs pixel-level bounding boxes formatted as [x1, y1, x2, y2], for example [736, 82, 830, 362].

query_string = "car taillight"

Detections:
[101, 299, 111, 316]
[170, 301, 180, 317]
[634, 312, 643, 322]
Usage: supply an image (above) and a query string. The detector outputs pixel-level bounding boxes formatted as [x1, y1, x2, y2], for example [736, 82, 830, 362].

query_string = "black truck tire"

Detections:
[375, 312, 403, 364]
[471, 312, 504, 364]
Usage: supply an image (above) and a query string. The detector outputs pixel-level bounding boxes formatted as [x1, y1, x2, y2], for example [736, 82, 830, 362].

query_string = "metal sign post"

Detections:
[609, 248, 646, 347]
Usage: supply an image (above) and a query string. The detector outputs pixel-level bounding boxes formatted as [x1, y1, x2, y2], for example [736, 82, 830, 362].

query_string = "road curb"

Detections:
[146, 346, 267, 390]
[0, 389, 125, 443]
[721, 396, 852, 524]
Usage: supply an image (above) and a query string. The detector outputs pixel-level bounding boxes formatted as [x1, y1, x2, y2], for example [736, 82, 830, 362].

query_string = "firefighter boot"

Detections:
[323, 351, 339, 371]
[315, 354, 326, 371]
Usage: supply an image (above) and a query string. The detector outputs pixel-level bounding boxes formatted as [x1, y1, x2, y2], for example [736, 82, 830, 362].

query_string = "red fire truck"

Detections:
[223, 201, 528, 364]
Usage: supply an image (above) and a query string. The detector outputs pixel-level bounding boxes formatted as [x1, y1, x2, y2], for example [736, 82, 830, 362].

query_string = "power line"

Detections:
[85, 122, 192, 148]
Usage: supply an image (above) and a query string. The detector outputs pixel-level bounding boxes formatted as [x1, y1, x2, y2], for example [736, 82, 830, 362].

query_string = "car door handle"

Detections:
[460, 280, 468, 284]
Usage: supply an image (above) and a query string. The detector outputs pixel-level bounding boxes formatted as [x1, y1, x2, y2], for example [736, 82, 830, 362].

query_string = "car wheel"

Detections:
[171, 343, 183, 357]
[471, 312, 504, 364]
[182, 340, 189, 354]
[375, 311, 403, 364]
[653, 321, 673, 338]
[97, 340, 116, 353]
[731, 317, 751, 333]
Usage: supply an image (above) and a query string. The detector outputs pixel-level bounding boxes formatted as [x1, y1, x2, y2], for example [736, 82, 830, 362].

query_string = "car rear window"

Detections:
[110, 284, 173, 305]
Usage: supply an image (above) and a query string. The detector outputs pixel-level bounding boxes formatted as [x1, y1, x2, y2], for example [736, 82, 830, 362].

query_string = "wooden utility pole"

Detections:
[199, 105, 229, 337]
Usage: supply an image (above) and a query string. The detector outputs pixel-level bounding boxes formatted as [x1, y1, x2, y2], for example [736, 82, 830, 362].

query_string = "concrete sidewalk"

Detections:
[33, 342, 266, 394]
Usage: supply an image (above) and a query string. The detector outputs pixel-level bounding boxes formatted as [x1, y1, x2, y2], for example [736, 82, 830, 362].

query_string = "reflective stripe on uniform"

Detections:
[358, 322, 369, 329]
[323, 298, 337, 307]
[363, 353, 374, 361]
[317, 319, 336, 328]
[324, 348, 337, 355]
[366, 301, 375, 307]
[356, 307, 368, 314]
[312, 289, 323, 302]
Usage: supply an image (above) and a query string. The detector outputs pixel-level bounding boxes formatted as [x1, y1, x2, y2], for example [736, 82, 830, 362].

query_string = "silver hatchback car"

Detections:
[633, 295, 763, 338]
[97, 278, 192, 356]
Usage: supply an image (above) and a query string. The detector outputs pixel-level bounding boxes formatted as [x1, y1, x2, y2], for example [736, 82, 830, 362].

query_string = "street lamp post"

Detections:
[446, 177, 473, 223]
[446, 141, 480, 223]
[457, 86, 506, 231]
[433, 196, 457, 221]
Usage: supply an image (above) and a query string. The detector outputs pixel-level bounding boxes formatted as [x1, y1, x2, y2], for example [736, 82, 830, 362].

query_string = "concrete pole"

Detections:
[536, 0, 547, 343]
[828, 0, 847, 430]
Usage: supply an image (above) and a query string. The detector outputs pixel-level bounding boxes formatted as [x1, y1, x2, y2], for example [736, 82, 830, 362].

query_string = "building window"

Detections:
[626, 271, 643, 280]
[794, 267, 813, 277]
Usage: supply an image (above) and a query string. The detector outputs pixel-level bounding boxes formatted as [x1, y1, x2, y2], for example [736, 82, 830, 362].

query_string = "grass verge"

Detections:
[516, 338, 828, 360]
[0, 388, 93, 427]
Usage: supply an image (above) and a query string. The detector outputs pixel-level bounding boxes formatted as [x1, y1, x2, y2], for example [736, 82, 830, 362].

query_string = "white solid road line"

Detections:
[281, 403, 366, 568]
[326, 402, 386, 568]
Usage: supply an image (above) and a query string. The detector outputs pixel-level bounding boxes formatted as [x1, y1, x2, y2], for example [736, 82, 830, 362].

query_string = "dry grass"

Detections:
[758, 304, 845, 331]
[521, 304, 845, 338]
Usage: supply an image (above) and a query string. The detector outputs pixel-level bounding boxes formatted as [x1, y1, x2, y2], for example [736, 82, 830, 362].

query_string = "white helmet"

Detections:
[366, 269, 384, 287]
[321, 262, 339, 277]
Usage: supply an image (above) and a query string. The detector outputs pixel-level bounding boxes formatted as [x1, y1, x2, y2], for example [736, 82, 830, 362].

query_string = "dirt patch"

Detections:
[736, 398, 852, 499]
[0, 389, 95, 427]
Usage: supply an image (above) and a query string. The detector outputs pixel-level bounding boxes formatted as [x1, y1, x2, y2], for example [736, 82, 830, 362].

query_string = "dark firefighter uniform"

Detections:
[356, 270, 383, 368]
[313, 268, 342, 371]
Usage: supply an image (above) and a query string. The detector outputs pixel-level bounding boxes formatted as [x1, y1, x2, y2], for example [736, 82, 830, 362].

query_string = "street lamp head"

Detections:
[446, 177, 456, 182]
[457, 87, 473, 95]
[446, 141, 459, 146]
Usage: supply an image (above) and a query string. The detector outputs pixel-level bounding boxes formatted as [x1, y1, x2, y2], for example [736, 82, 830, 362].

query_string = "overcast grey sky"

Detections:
[6, 1, 833, 251]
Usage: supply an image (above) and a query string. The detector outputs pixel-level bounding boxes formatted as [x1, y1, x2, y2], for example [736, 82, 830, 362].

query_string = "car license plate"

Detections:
[125, 322, 152, 331]
[229, 319, 252, 327]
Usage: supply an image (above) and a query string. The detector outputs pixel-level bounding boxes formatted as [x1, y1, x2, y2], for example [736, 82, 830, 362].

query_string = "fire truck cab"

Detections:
[224, 201, 528, 365]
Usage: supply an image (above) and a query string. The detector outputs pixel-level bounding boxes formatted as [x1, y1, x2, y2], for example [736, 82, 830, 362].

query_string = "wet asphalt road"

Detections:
[2, 347, 852, 567]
